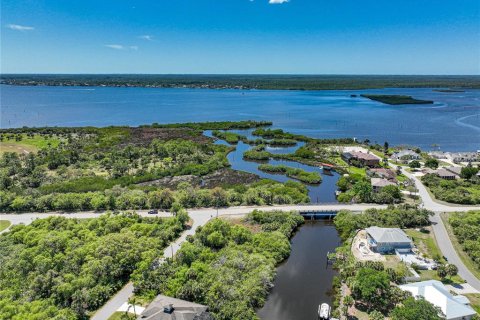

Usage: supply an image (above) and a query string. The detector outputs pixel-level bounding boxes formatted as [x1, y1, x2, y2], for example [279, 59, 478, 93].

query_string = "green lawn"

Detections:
[416, 269, 464, 285]
[347, 166, 367, 177]
[107, 312, 136, 320]
[0, 220, 11, 232]
[405, 228, 442, 260]
[441, 213, 480, 280]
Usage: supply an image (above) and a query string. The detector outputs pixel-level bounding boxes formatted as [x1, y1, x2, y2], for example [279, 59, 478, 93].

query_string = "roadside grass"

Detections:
[465, 294, 480, 313]
[405, 227, 442, 260]
[441, 213, 480, 280]
[107, 312, 136, 320]
[0, 220, 11, 232]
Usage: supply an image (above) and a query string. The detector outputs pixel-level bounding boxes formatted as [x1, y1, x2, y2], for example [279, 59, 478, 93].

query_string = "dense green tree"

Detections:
[352, 268, 391, 311]
[424, 158, 439, 169]
[390, 297, 442, 320]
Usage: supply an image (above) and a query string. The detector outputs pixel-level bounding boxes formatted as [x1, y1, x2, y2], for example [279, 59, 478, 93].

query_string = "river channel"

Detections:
[205, 129, 342, 319]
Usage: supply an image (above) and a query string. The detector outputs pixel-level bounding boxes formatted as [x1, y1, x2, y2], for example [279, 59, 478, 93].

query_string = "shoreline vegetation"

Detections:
[258, 164, 322, 184]
[2, 74, 480, 90]
[360, 94, 434, 105]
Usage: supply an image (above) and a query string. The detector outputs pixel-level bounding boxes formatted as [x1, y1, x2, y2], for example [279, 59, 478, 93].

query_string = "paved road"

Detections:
[0, 203, 387, 232]
[396, 165, 480, 291]
[392, 164, 479, 212]
[430, 213, 480, 291]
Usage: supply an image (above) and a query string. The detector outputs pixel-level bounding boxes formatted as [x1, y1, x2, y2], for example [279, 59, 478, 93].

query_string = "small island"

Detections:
[361, 94, 434, 105]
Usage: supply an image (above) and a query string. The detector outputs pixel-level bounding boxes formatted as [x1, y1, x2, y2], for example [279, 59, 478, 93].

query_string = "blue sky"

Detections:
[1, 0, 479, 74]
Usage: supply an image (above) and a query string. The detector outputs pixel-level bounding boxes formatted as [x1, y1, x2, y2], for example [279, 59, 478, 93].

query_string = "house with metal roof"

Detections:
[138, 295, 212, 320]
[365, 226, 412, 253]
[399, 280, 477, 320]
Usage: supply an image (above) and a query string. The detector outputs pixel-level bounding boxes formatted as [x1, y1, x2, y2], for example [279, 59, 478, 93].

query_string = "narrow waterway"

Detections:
[257, 220, 341, 320]
[204, 129, 340, 203]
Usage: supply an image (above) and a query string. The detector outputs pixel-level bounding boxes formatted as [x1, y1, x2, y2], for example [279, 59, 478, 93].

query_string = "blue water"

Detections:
[204, 130, 339, 203]
[1, 85, 479, 151]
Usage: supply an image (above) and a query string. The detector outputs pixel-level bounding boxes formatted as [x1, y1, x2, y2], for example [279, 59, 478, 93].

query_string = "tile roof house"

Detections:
[370, 178, 396, 192]
[365, 226, 413, 253]
[436, 168, 459, 180]
[138, 295, 212, 320]
[367, 168, 397, 182]
[445, 166, 463, 177]
[399, 280, 477, 320]
[342, 151, 380, 167]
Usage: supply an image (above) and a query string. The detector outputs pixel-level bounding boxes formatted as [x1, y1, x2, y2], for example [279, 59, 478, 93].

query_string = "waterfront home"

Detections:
[399, 280, 477, 320]
[391, 149, 421, 163]
[370, 178, 396, 192]
[451, 152, 479, 164]
[367, 168, 397, 182]
[428, 151, 447, 159]
[138, 295, 212, 320]
[436, 168, 459, 180]
[365, 226, 413, 254]
[342, 151, 380, 167]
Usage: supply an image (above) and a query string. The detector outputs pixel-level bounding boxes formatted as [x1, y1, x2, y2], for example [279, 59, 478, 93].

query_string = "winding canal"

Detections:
[205, 129, 342, 319]
[204, 129, 340, 203]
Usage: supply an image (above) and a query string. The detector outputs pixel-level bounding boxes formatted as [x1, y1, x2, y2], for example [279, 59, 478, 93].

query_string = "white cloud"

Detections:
[6, 24, 34, 31]
[139, 35, 153, 41]
[105, 44, 125, 50]
[104, 44, 139, 51]
[269, 0, 288, 3]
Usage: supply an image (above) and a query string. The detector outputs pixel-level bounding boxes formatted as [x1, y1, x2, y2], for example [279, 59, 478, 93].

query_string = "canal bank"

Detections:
[257, 220, 341, 320]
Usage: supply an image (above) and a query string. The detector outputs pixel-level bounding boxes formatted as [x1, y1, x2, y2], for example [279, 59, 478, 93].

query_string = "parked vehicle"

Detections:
[148, 209, 158, 214]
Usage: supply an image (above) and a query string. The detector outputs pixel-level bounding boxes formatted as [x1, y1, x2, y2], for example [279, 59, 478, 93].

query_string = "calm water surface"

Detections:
[257, 221, 341, 320]
[2, 85, 479, 151]
[204, 130, 339, 203]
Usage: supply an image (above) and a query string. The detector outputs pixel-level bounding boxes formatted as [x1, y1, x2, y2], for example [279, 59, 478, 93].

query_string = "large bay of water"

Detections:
[1, 85, 479, 151]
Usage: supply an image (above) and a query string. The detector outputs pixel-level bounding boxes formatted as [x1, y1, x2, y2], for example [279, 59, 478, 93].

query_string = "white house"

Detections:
[365, 226, 412, 254]
[399, 280, 477, 320]
[392, 150, 421, 163]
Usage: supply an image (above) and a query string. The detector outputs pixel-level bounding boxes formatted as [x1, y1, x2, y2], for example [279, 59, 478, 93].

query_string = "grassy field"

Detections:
[0, 134, 62, 154]
[441, 213, 480, 280]
[0, 220, 11, 232]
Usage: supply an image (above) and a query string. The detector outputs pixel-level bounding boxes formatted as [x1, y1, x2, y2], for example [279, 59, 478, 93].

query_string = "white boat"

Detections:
[318, 303, 330, 319]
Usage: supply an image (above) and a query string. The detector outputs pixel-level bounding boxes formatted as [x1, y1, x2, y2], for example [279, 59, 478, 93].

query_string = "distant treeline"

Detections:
[2, 74, 480, 90]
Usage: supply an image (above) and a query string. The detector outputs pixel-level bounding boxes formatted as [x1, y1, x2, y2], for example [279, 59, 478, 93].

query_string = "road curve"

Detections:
[430, 213, 480, 291]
